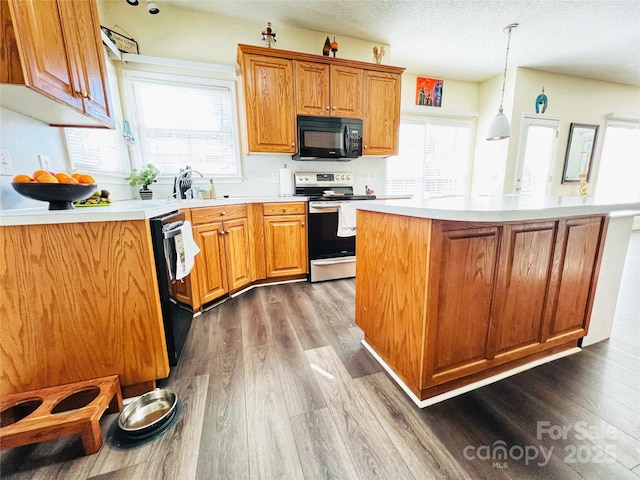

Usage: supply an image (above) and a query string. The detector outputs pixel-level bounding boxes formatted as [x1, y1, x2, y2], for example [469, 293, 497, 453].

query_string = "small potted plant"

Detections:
[125, 163, 160, 200]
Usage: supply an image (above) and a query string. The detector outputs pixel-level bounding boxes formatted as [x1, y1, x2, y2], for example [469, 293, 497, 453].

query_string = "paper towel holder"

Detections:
[279, 164, 294, 197]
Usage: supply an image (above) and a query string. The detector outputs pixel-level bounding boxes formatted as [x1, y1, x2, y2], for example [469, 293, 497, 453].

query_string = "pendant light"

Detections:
[487, 23, 518, 141]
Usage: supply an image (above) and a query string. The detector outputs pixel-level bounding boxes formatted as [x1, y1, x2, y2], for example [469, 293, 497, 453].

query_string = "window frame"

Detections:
[121, 69, 243, 183]
[63, 59, 131, 177]
[386, 115, 474, 200]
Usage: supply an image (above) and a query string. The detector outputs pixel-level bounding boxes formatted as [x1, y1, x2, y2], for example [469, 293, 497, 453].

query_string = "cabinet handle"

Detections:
[219, 231, 225, 236]
[282, 207, 287, 212]
[290, 142, 295, 147]
[75, 89, 88, 98]
[226, 230, 230, 234]
[364, 145, 368, 149]
[301, 222, 305, 226]
[221, 211, 227, 216]
[326, 106, 330, 110]
[332, 106, 336, 110]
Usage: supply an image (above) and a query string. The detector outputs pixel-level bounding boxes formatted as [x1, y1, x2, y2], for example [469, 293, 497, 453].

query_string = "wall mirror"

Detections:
[562, 123, 599, 183]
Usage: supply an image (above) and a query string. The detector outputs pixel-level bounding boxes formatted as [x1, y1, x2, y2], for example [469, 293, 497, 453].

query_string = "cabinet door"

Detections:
[6, 0, 82, 110]
[330, 65, 362, 118]
[423, 224, 500, 386]
[242, 54, 296, 153]
[264, 215, 308, 278]
[193, 222, 228, 304]
[61, 0, 112, 127]
[362, 71, 401, 155]
[544, 216, 605, 341]
[295, 61, 329, 117]
[224, 218, 252, 291]
[488, 221, 557, 359]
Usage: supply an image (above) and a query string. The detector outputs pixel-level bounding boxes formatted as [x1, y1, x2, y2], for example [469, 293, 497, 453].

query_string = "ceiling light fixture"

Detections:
[125, 0, 139, 5]
[487, 23, 518, 141]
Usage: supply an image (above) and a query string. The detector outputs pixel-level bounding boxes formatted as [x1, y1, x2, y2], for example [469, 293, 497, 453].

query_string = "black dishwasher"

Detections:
[149, 211, 195, 366]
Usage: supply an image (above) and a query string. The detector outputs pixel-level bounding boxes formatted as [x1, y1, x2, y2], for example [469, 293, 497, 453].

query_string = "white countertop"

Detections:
[0, 196, 307, 226]
[354, 195, 640, 222]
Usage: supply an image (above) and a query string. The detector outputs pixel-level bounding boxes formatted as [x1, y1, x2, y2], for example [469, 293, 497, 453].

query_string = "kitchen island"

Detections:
[354, 195, 639, 407]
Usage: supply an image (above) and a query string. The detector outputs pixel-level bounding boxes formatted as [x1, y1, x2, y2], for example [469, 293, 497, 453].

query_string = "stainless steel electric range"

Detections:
[295, 172, 376, 282]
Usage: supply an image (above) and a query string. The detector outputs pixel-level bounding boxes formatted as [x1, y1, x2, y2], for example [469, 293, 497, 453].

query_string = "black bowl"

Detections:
[11, 182, 98, 210]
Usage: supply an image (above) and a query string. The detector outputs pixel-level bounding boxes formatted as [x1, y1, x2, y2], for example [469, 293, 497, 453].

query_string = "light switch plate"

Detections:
[38, 154, 51, 171]
[0, 148, 12, 175]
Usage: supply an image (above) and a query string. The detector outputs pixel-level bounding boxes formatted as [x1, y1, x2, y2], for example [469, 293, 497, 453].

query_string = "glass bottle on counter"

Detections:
[209, 179, 216, 199]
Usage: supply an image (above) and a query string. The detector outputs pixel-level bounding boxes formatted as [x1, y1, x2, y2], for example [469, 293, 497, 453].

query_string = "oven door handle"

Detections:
[309, 205, 340, 213]
[312, 258, 356, 266]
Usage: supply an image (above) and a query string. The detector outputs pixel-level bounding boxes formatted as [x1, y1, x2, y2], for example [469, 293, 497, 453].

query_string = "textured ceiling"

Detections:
[158, 0, 640, 87]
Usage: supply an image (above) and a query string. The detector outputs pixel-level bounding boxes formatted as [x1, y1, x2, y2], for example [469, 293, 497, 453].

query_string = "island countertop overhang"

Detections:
[353, 195, 640, 222]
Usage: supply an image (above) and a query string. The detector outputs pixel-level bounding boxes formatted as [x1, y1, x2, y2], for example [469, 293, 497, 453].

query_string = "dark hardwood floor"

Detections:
[2, 232, 639, 479]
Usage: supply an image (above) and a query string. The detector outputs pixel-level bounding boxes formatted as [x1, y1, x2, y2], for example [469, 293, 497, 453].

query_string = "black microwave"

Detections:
[293, 115, 363, 161]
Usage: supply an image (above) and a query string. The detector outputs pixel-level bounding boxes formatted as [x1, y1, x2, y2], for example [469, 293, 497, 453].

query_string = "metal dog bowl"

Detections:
[117, 388, 177, 438]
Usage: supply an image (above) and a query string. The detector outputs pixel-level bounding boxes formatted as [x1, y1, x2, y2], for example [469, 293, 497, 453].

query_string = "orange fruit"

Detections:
[33, 169, 50, 180]
[36, 174, 59, 183]
[77, 174, 96, 184]
[12, 174, 34, 183]
[55, 172, 72, 182]
[71, 173, 83, 180]
[58, 176, 79, 184]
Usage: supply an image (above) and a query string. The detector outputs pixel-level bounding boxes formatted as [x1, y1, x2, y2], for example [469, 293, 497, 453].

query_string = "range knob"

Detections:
[346, 174, 351, 180]
[305, 176, 309, 180]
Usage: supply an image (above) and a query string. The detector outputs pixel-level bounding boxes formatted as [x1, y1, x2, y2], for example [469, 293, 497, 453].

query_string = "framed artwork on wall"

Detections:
[416, 77, 443, 107]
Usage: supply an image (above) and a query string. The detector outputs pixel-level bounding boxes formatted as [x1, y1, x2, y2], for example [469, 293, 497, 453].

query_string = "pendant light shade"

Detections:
[487, 107, 511, 140]
[486, 23, 518, 141]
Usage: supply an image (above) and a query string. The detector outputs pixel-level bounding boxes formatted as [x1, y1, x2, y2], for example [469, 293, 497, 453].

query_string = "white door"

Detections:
[513, 115, 560, 195]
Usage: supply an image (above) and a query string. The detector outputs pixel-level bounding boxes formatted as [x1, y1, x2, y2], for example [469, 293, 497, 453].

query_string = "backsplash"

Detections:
[0, 107, 387, 209]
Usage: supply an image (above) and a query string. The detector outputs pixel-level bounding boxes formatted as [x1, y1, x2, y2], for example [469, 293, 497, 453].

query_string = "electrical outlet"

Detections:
[0, 148, 12, 175]
[38, 154, 51, 171]
[272, 172, 279, 183]
[364, 172, 370, 182]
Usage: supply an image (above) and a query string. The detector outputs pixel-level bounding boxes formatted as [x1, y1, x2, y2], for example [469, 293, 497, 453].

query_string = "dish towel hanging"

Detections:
[163, 220, 200, 280]
[337, 204, 357, 237]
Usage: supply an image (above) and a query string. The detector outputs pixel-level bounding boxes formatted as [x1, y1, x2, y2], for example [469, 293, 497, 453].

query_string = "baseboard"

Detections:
[361, 340, 581, 408]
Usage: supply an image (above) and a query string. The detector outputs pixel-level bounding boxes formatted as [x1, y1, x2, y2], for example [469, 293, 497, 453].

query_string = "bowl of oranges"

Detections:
[12, 170, 98, 210]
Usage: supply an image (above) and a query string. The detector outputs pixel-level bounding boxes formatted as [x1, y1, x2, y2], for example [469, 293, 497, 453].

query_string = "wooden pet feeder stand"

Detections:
[0, 375, 122, 455]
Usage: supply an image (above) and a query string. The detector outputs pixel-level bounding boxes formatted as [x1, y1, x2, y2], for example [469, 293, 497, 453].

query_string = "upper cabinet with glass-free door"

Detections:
[295, 62, 362, 118]
[1, 0, 113, 127]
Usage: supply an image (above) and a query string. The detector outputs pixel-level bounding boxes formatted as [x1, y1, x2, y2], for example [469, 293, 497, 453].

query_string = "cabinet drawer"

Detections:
[263, 202, 306, 216]
[190, 204, 247, 224]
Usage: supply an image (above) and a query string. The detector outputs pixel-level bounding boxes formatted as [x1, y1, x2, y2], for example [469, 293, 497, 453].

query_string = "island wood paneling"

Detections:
[488, 221, 557, 358]
[545, 216, 606, 340]
[0, 220, 169, 395]
[356, 212, 608, 402]
[355, 209, 431, 394]
[247, 202, 266, 282]
[426, 223, 500, 380]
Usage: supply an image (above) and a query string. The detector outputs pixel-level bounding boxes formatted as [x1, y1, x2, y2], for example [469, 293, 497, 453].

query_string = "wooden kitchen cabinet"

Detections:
[362, 70, 402, 155]
[1, 0, 113, 127]
[238, 52, 296, 153]
[186, 205, 252, 309]
[356, 210, 607, 401]
[237, 44, 404, 155]
[295, 62, 362, 118]
[263, 202, 308, 278]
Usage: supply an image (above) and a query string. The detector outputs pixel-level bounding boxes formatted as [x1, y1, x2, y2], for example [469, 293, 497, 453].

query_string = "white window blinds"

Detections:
[386, 117, 472, 200]
[124, 71, 241, 178]
[64, 60, 130, 174]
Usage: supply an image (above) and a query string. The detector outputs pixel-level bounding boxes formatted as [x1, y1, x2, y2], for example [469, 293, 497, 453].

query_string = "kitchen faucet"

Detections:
[173, 167, 203, 200]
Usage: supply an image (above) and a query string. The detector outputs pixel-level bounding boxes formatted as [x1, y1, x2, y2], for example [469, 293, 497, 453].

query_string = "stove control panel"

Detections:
[295, 172, 353, 187]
